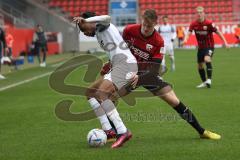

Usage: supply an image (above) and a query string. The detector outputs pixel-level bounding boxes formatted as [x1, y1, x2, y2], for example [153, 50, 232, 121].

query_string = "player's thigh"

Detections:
[141, 74, 172, 97]
[85, 76, 104, 98]
[204, 55, 211, 62]
[204, 48, 214, 62]
[199, 48, 214, 63]
[96, 78, 116, 101]
[197, 49, 205, 63]
[110, 57, 137, 90]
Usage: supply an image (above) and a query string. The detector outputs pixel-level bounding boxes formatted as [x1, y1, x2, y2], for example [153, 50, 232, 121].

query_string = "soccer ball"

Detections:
[87, 129, 107, 147]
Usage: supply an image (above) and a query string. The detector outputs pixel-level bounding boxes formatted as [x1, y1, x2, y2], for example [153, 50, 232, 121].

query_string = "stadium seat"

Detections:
[47, 0, 109, 18]
[47, 0, 235, 21]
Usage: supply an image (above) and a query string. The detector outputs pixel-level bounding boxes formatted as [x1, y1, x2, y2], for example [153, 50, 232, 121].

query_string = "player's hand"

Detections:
[5, 47, 9, 54]
[73, 17, 86, 24]
[131, 74, 138, 89]
[223, 43, 230, 49]
[182, 39, 187, 45]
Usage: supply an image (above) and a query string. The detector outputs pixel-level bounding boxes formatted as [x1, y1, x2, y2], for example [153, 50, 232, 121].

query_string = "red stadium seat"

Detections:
[69, 0, 74, 6]
[68, 6, 74, 12]
[47, 0, 235, 23]
[61, 1, 68, 7]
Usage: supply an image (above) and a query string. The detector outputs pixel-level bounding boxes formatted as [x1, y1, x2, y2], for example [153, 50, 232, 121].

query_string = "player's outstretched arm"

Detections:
[183, 31, 192, 44]
[85, 15, 111, 26]
[216, 30, 230, 48]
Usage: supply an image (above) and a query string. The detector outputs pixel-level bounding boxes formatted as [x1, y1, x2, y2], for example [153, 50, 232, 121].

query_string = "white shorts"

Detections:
[104, 54, 138, 90]
[164, 44, 174, 56]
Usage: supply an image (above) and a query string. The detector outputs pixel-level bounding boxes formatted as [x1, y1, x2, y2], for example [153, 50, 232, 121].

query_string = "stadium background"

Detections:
[1, 0, 240, 160]
[0, 0, 239, 56]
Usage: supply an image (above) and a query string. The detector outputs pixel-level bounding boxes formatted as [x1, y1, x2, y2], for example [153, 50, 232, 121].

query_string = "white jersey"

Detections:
[158, 24, 176, 46]
[85, 15, 137, 89]
[96, 23, 136, 63]
[85, 15, 136, 64]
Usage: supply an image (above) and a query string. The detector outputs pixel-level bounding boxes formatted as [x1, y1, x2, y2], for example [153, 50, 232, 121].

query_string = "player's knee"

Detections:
[85, 87, 97, 99]
[204, 56, 211, 62]
[169, 55, 174, 60]
[95, 89, 110, 102]
[198, 63, 204, 69]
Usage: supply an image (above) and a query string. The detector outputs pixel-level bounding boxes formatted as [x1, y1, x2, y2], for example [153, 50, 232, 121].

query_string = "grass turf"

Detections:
[0, 48, 240, 160]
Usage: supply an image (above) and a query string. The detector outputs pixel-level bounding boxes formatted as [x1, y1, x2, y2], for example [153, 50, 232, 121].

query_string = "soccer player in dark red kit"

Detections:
[122, 9, 220, 141]
[83, 10, 221, 148]
[183, 6, 229, 88]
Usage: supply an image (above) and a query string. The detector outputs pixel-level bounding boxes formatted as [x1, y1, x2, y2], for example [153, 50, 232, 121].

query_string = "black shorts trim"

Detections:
[197, 48, 214, 63]
[137, 72, 172, 93]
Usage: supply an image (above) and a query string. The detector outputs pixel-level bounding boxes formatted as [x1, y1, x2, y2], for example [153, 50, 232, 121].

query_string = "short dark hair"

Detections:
[81, 11, 96, 19]
[142, 9, 158, 21]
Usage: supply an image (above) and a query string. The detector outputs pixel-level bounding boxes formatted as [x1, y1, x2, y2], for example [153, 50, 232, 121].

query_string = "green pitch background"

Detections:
[0, 48, 240, 160]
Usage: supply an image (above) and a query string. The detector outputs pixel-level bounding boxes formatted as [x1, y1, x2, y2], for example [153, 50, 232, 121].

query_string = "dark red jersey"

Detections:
[189, 19, 217, 49]
[123, 24, 164, 71]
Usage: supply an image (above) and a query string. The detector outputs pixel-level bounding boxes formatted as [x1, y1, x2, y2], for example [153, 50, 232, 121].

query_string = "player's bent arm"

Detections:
[183, 31, 192, 44]
[216, 30, 229, 47]
[85, 15, 111, 26]
[171, 26, 177, 41]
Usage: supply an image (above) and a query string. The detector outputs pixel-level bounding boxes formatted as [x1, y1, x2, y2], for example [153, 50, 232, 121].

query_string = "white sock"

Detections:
[107, 108, 127, 134]
[161, 55, 166, 66]
[170, 56, 175, 70]
[88, 98, 112, 131]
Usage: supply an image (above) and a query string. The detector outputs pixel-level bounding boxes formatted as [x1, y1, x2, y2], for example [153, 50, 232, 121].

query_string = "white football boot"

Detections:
[196, 82, 207, 88]
[0, 74, 6, 80]
[205, 79, 212, 88]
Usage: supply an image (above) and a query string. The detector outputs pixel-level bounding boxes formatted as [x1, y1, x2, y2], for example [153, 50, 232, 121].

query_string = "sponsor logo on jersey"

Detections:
[146, 44, 153, 51]
[196, 31, 208, 35]
[203, 26, 208, 30]
[129, 45, 150, 60]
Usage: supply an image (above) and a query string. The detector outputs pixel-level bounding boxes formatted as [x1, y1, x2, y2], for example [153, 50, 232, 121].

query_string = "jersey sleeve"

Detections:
[152, 40, 164, 63]
[189, 22, 194, 32]
[85, 15, 111, 26]
[209, 22, 218, 32]
[171, 25, 177, 39]
[122, 25, 130, 41]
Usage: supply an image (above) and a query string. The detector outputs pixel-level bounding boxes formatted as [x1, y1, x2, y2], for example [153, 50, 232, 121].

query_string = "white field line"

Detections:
[0, 55, 107, 92]
[0, 72, 52, 92]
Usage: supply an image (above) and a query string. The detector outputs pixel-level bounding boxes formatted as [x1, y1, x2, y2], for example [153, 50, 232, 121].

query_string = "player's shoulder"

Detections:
[153, 31, 164, 45]
[124, 24, 141, 32]
[204, 19, 215, 26]
[190, 20, 199, 26]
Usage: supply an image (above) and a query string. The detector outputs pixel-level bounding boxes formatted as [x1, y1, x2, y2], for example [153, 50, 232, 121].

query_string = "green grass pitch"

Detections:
[0, 48, 240, 160]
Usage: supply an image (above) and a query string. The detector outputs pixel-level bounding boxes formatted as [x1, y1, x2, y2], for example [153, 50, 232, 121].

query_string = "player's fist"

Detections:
[73, 17, 85, 24]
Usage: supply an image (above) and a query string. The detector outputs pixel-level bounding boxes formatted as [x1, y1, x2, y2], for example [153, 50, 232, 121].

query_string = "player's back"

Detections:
[96, 23, 136, 63]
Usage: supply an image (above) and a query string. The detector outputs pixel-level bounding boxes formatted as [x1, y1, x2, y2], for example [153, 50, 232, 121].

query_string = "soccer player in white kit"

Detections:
[73, 12, 138, 148]
[158, 15, 176, 72]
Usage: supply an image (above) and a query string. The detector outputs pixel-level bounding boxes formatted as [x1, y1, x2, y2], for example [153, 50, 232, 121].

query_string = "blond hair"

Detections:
[196, 6, 204, 12]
